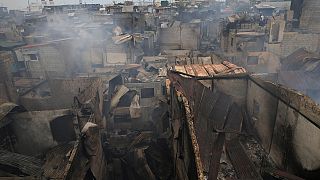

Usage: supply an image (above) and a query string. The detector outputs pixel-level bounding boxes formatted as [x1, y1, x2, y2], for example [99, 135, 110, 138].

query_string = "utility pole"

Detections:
[28, 0, 31, 12]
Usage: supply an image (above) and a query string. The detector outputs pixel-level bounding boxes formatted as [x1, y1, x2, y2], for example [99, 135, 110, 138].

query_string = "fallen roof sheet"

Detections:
[226, 139, 263, 180]
[112, 34, 132, 44]
[0, 150, 43, 177]
[282, 48, 320, 72]
[259, 1, 291, 9]
[174, 61, 246, 77]
[42, 143, 74, 179]
[278, 71, 320, 92]
[0, 40, 26, 49]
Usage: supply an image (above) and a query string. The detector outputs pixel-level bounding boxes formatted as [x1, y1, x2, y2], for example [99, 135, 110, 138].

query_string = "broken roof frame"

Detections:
[169, 70, 320, 129]
[168, 69, 320, 179]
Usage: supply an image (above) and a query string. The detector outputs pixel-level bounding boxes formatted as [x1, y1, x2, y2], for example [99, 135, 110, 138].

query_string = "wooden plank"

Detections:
[208, 133, 225, 180]
[226, 139, 263, 180]
[210, 93, 233, 131]
[224, 103, 243, 132]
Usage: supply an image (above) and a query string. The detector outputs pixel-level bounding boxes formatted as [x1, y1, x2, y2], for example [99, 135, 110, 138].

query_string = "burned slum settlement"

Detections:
[0, 0, 320, 180]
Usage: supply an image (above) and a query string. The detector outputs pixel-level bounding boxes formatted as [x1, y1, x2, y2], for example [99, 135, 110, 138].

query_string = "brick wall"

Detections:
[299, 0, 320, 32]
[267, 32, 319, 58]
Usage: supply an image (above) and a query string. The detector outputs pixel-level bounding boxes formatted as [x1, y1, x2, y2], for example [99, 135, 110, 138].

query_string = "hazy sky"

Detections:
[0, 0, 118, 10]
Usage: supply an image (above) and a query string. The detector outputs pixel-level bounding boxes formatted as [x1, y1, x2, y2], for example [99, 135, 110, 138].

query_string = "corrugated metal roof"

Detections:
[259, 1, 291, 9]
[0, 150, 43, 176]
[282, 48, 320, 72]
[174, 61, 246, 77]
[278, 71, 320, 91]
[43, 143, 75, 179]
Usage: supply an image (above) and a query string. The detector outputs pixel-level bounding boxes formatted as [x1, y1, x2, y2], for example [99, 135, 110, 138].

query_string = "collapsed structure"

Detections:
[0, 0, 320, 179]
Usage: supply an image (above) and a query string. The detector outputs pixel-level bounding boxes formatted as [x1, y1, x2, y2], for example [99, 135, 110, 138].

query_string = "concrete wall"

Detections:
[109, 81, 166, 130]
[247, 76, 320, 177]
[245, 51, 280, 73]
[213, 79, 247, 105]
[23, 45, 67, 78]
[160, 26, 181, 50]
[10, 109, 72, 156]
[181, 23, 200, 50]
[20, 77, 103, 111]
[247, 79, 278, 150]
[0, 51, 17, 103]
[268, 19, 286, 43]
[205, 19, 220, 41]
[270, 101, 320, 171]
[160, 22, 200, 50]
[266, 32, 320, 58]
[18, 40, 94, 78]
[124, 81, 165, 107]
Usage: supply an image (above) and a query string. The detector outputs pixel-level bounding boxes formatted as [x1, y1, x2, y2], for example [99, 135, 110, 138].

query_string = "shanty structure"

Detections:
[168, 61, 320, 179]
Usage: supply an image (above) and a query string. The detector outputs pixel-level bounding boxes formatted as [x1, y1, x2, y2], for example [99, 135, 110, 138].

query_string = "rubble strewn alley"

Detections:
[0, 0, 319, 179]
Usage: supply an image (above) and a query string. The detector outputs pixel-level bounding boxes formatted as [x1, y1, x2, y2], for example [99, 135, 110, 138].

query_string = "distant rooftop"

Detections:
[174, 61, 246, 77]
[0, 40, 26, 50]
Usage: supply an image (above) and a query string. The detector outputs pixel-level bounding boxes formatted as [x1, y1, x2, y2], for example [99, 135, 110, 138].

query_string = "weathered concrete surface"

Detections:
[0, 51, 18, 103]
[293, 115, 320, 170]
[244, 51, 280, 73]
[160, 22, 200, 50]
[125, 82, 165, 107]
[214, 79, 247, 105]
[20, 77, 104, 111]
[266, 32, 320, 58]
[10, 109, 72, 156]
[248, 76, 320, 176]
[246, 79, 278, 151]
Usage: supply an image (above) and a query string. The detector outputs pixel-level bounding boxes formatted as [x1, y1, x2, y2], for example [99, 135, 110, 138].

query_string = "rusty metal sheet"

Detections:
[200, 127, 215, 172]
[191, 64, 209, 77]
[194, 90, 222, 173]
[193, 83, 205, 121]
[184, 65, 196, 76]
[222, 61, 237, 69]
[196, 89, 220, 121]
[209, 93, 233, 131]
[174, 62, 246, 77]
[194, 110, 209, 171]
[174, 65, 187, 75]
[210, 64, 229, 74]
[208, 133, 225, 180]
[234, 68, 246, 74]
[203, 64, 217, 76]
[264, 168, 305, 180]
[224, 103, 243, 133]
[189, 79, 200, 101]
[226, 139, 263, 180]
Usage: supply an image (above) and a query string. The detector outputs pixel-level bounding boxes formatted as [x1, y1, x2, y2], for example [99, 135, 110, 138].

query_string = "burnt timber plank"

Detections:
[210, 93, 232, 131]
[224, 103, 243, 133]
[196, 91, 221, 172]
[226, 139, 263, 180]
[208, 133, 225, 180]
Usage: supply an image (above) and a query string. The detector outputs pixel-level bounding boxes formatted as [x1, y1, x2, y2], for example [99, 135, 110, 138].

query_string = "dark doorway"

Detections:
[50, 115, 76, 143]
